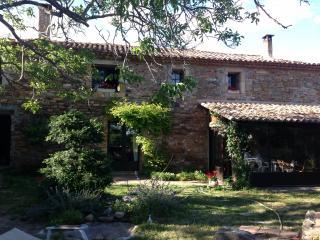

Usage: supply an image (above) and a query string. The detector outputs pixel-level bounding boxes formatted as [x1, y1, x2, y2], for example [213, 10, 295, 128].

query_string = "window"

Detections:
[92, 65, 119, 91]
[227, 72, 241, 91]
[170, 70, 184, 84]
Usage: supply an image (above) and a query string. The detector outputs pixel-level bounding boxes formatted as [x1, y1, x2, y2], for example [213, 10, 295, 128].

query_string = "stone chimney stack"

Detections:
[38, 5, 52, 38]
[262, 34, 274, 58]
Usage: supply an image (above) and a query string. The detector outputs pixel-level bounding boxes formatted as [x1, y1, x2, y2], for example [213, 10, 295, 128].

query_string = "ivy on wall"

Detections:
[212, 113, 251, 189]
[110, 101, 171, 172]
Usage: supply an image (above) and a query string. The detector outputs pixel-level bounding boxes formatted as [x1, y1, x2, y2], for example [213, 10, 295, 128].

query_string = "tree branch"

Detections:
[253, 0, 292, 29]
[0, 0, 48, 10]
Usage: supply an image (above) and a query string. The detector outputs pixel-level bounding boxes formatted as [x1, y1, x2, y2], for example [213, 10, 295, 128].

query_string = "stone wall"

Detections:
[2, 57, 320, 170]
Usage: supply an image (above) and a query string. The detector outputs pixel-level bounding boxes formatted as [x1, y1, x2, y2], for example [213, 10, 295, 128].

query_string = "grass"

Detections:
[0, 169, 40, 215]
[106, 183, 320, 240]
[0, 171, 319, 239]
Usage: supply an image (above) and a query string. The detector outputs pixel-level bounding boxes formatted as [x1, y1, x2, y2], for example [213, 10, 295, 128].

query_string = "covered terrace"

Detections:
[201, 101, 320, 187]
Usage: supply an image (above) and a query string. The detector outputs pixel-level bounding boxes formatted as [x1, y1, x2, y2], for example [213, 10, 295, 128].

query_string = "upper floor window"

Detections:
[92, 65, 119, 91]
[227, 72, 240, 91]
[170, 69, 184, 84]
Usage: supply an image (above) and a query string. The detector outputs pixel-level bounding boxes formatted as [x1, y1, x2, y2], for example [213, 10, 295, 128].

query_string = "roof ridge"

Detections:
[200, 100, 320, 107]
[3, 38, 320, 67]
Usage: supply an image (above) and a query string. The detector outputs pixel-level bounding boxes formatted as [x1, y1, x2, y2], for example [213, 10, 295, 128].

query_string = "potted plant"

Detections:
[205, 170, 219, 187]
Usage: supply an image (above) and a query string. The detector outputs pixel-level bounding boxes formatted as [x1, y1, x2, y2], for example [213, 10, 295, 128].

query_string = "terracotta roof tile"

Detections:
[201, 101, 320, 123]
[52, 41, 320, 69]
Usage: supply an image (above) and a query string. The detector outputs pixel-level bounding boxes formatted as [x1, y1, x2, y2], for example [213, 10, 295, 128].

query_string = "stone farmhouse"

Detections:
[1, 9, 320, 186]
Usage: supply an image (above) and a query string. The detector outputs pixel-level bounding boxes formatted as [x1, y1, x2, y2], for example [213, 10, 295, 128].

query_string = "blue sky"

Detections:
[198, 0, 320, 63]
[1, 0, 319, 63]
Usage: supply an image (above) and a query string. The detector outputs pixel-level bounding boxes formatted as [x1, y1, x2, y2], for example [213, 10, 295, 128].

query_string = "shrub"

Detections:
[115, 180, 183, 223]
[176, 171, 207, 181]
[50, 209, 83, 225]
[113, 199, 133, 213]
[136, 136, 169, 172]
[151, 171, 207, 181]
[176, 171, 194, 181]
[151, 172, 177, 181]
[193, 170, 207, 181]
[40, 110, 112, 191]
[41, 148, 112, 191]
[45, 110, 104, 148]
[26, 188, 104, 220]
[47, 188, 104, 214]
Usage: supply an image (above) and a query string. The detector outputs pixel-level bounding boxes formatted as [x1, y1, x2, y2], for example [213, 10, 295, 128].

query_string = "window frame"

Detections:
[227, 72, 241, 92]
[170, 69, 184, 85]
[92, 65, 120, 92]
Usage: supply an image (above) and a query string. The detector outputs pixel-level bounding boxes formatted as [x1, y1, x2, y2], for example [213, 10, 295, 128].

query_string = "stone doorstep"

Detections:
[239, 226, 300, 239]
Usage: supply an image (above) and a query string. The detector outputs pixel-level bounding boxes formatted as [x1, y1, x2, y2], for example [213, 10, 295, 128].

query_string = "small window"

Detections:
[227, 72, 240, 91]
[92, 65, 119, 91]
[170, 70, 184, 84]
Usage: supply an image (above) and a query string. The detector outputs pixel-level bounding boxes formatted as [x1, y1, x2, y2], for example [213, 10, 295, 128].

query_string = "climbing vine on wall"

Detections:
[212, 113, 251, 189]
[110, 101, 171, 172]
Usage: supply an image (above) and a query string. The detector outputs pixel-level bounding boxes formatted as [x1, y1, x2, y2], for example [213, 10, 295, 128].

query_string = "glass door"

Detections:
[108, 122, 139, 171]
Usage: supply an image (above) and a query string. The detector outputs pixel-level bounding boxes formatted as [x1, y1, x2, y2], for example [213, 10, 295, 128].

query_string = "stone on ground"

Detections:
[114, 212, 125, 219]
[302, 210, 320, 240]
[84, 214, 94, 222]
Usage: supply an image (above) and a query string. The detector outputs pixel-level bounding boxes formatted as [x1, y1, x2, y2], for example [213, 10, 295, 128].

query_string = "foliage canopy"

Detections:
[110, 101, 171, 136]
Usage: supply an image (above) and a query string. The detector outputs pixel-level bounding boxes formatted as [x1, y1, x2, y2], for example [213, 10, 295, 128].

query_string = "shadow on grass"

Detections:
[0, 168, 40, 215]
[147, 188, 320, 231]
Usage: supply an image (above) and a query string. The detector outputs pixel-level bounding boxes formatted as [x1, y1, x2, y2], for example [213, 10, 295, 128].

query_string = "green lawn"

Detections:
[0, 171, 319, 240]
[106, 183, 320, 240]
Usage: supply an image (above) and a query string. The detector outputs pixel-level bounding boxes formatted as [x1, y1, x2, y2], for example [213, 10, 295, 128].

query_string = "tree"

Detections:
[40, 110, 112, 190]
[0, 0, 309, 111]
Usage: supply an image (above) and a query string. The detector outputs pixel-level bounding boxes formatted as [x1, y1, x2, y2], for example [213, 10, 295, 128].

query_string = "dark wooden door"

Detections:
[108, 122, 139, 171]
[0, 115, 11, 166]
[209, 130, 231, 177]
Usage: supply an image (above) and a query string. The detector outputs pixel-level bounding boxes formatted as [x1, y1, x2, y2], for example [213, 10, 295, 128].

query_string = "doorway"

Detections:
[0, 114, 11, 166]
[209, 129, 231, 177]
[108, 122, 139, 171]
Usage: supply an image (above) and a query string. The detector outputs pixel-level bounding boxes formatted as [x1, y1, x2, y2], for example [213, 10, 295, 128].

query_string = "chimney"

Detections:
[38, 5, 52, 38]
[262, 34, 274, 58]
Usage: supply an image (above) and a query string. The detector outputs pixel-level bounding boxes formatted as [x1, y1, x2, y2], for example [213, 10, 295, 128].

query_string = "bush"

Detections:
[47, 188, 104, 214]
[40, 110, 112, 191]
[49, 209, 83, 225]
[41, 148, 112, 191]
[176, 172, 195, 181]
[193, 170, 207, 181]
[136, 136, 169, 172]
[151, 171, 207, 181]
[151, 172, 177, 181]
[114, 180, 183, 223]
[26, 188, 104, 220]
